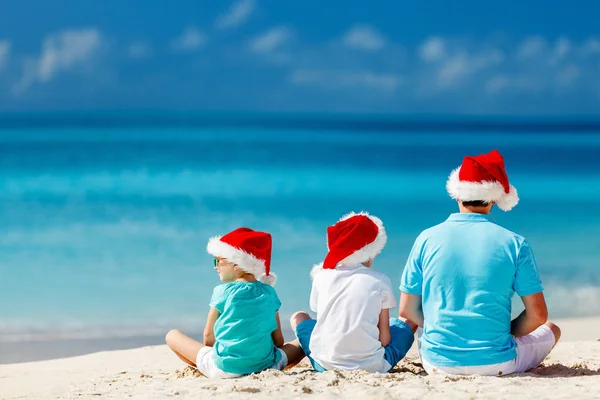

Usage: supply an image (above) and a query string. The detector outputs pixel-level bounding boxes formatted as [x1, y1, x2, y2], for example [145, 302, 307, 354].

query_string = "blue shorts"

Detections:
[295, 319, 326, 372]
[295, 317, 414, 372]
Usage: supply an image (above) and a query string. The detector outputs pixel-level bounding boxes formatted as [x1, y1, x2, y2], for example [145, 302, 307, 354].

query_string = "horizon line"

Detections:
[1, 111, 600, 132]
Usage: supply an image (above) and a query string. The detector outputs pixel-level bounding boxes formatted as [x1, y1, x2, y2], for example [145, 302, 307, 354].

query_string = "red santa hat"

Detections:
[446, 149, 519, 212]
[206, 227, 276, 286]
[311, 212, 387, 278]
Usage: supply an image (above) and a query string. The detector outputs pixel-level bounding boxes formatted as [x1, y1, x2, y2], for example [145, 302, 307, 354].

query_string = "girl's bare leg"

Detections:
[165, 329, 205, 367]
[282, 340, 305, 369]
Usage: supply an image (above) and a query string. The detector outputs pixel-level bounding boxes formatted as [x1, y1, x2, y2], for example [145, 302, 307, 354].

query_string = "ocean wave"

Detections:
[2, 283, 599, 344]
[2, 168, 600, 200]
[544, 284, 600, 317]
[0, 318, 200, 343]
[3, 128, 600, 146]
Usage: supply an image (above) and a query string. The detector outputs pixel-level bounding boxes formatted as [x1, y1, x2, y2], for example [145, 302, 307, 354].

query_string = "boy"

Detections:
[291, 212, 416, 373]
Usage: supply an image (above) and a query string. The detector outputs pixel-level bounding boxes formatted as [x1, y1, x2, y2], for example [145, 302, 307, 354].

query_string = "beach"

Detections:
[2, 125, 600, 399]
[3, 0, 600, 396]
[2, 317, 599, 400]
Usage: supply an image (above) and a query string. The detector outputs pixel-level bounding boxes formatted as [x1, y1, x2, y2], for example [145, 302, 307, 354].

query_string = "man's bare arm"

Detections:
[399, 292, 424, 328]
[511, 292, 548, 337]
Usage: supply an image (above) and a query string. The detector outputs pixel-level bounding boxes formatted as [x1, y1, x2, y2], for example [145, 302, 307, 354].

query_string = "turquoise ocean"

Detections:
[1, 114, 600, 361]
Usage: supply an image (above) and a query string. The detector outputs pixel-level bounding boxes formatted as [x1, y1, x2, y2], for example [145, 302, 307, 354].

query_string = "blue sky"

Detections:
[0, 0, 599, 114]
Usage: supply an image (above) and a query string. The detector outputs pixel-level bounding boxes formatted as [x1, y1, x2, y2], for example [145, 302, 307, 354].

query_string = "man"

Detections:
[399, 149, 560, 376]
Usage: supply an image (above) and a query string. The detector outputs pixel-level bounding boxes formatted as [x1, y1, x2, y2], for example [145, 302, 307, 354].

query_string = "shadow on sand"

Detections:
[527, 362, 600, 378]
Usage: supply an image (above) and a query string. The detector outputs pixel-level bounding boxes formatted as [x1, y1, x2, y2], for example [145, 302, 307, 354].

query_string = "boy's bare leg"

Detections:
[165, 329, 205, 367]
[283, 311, 313, 369]
[290, 311, 311, 330]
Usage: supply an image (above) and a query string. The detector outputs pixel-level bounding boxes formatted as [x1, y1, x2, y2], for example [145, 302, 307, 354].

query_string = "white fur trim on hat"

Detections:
[337, 211, 387, 265]
[207, 236, 270, 282]
[446, 167, 520, 212]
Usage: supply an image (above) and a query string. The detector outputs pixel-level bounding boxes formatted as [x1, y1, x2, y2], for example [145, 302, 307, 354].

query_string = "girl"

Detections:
[166, 227, 302, 378]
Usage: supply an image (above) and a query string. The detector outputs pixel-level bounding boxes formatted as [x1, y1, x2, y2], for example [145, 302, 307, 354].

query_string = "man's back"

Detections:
[401, 213, 543, 367]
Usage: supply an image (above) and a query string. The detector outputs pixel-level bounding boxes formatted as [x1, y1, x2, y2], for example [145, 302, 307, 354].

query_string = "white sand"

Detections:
[2, 318, 599, 400]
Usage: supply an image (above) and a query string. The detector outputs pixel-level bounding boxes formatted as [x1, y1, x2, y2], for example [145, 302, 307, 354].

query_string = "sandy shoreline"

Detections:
[1, 317, 599, 400]
[0, 328, 297, 365]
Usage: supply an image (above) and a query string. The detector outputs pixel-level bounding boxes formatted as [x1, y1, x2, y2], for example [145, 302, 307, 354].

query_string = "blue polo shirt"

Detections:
[400, 213, 544, 367]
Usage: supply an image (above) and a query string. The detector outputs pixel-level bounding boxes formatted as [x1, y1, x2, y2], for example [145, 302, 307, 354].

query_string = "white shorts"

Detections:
[421, 324, 556, 376]
[196, 347, 288, 379]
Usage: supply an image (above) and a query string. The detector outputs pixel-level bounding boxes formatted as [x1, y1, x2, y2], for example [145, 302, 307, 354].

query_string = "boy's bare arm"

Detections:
[203, 307, 220, 346]
[271, 312, 285, 348]
[399, 293, 424, 327]
[378, 308, 392, 346]
[511, 292, 548, 337]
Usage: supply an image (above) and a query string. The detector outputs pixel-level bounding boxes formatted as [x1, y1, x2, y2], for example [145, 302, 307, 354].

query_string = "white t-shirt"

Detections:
[309, 263, 397, 373]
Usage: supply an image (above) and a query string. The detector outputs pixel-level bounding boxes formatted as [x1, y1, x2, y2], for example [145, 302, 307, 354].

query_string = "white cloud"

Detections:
[37, 29, 101, 82]
[416, 38, 506, 92]
[14, 28, 102, 92]
[437, 54, 470, 85]
[419, 37, 446, 62]
[582, 37, 600, 55]
[517, 35, 547, 60]
[343, 25, 385, 52]
[171, 27, 206, 53]
[215, 0, 255, 30]
[278, 33, 596, 101]
[485, 74, 545, 94]
[477, 36, 590, 95]
[485, 74, 511, 94]
[290, 69, 402, 92]
[0, 40, 10, 69]
[555, 64, 579, 86]
[249, 27, 292, 54]
[437, 49, 504, 87]
[553, 37, 572, 61]
[127, 41, 152, 59]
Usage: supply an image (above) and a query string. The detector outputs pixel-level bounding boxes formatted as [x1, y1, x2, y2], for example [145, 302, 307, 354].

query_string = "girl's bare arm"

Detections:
[271, 312, 285, 348]
[203, 307, 220, 347]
